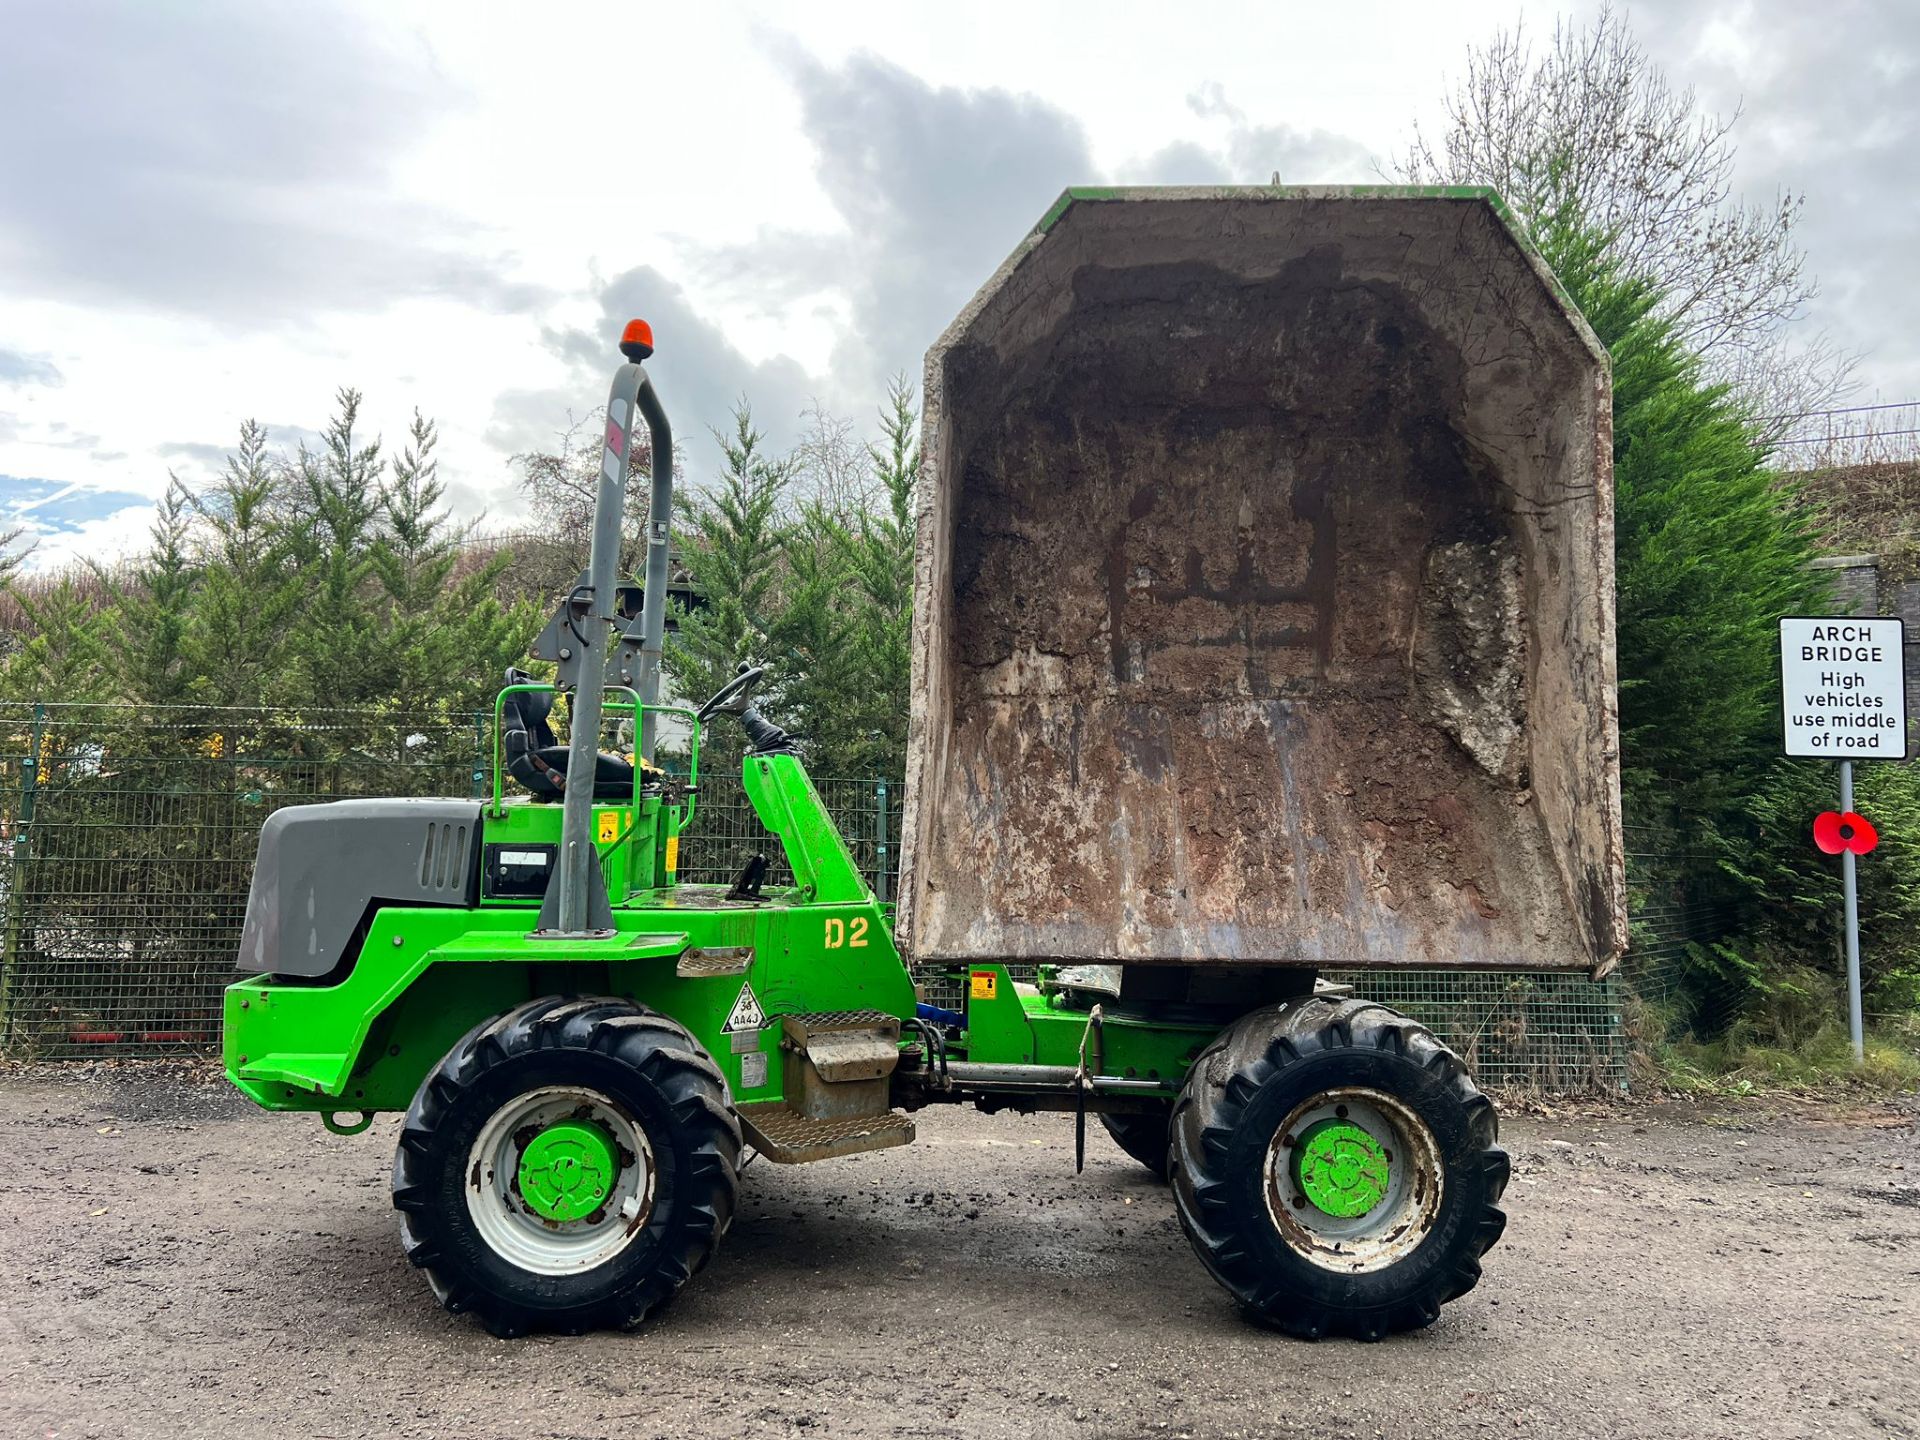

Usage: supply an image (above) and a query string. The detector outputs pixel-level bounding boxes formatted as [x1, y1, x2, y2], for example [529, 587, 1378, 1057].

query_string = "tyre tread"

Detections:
[1169, 997, 1508, 1341]
[390, 994, 741, 1337]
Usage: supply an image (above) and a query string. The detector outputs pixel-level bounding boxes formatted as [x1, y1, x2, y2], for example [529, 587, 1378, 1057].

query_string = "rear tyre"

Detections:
[391, 996, 741, 1337]
[1100, 1107, 1172, 1180]
[1169, 997, 1508, 1341]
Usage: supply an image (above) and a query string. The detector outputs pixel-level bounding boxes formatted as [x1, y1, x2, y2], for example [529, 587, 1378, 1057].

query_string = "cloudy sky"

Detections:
[1, 0, 1913, 569]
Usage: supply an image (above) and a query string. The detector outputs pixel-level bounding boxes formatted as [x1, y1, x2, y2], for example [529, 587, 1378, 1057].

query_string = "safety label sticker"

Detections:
[723, 981, 766, 1034]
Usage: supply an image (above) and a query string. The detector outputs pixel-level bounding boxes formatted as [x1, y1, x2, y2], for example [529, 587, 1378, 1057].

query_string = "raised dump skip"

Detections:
[899, 187, 1626, 975]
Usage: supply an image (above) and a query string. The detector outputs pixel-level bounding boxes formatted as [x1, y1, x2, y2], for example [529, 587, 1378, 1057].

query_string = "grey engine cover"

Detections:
[236, 798, 483, 978]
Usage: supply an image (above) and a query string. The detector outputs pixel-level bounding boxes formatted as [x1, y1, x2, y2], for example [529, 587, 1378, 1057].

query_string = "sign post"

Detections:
[1839, 761, 1863, 1059]
[1779, 616, 1908, 1063]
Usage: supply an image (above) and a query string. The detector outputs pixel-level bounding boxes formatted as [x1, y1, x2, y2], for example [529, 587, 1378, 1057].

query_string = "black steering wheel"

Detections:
[696, 664, 768, 722]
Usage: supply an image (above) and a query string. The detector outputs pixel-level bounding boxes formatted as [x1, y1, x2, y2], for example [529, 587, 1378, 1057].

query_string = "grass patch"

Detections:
[1656, 1022, 1920, 1096]
[1635, 962, 1920, 1096]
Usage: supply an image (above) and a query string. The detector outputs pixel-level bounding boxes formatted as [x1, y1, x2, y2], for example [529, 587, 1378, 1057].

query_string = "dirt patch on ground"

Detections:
[1, 1067, 1916, 1439]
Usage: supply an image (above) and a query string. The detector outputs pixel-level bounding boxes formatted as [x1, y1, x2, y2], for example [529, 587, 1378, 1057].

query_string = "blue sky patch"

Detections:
[0, 474, 151, 534]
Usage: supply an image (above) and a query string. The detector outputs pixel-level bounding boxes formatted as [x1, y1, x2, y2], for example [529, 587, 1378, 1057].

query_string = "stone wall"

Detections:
[1812, 554, 1920, 741]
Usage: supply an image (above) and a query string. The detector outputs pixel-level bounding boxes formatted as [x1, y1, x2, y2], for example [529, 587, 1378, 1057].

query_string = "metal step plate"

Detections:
[675, 946, 755, 978]
[783, 1009, 901, 1030]
[736, 1101, 915, 1164]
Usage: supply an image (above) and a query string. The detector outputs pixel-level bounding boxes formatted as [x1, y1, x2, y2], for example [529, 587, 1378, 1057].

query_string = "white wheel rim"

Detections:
[464, 1085, 655, 1276]
[1262, 1085, 1444, 1274]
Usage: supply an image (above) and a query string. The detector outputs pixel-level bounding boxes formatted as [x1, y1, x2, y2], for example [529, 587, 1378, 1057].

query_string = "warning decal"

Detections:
[722, 982, 766, 1034]
[969, 970, 997, 1000]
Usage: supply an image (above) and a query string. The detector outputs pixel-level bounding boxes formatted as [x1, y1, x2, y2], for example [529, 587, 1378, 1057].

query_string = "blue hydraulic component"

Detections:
[915, 1001, 964, 1028]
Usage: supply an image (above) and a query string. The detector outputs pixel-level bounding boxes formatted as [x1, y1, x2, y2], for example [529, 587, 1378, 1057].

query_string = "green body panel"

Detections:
[1021, 988, 1212, 1087]
[737, 753, 869, 903]
[477, 796, 677, 909]
[228, 888, 909, 1112]
[226, 739, 1223, 1121]
[1032, 184, 1516, 238]
[957, 964, 1218, 1093]
[226, 749, 914, 1115]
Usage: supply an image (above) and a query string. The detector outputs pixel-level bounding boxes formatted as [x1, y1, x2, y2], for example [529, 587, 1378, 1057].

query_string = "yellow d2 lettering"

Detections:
[824, 917, 846, 948]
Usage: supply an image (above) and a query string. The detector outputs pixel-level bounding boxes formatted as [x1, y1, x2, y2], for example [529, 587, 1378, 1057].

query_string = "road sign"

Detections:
[1780, 614, 1908, 1066]
[1779, 617, 1907, 759]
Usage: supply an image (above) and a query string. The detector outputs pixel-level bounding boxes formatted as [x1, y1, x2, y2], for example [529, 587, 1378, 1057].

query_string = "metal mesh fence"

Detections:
[676, 771, 903, 901]
[1322, 968, 1625, 1093]
[1619, 823, 1742, 1034]
[0, 702, 487, 1058]
[0, 703, 1734, 1090]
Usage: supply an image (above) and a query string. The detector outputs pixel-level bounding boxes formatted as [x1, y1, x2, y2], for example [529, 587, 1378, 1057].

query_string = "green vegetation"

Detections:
[1413, 5, 1919, 1087]
[1540, 225, 1832, 812]
[1657, 1020, 1920, 1097]
[1, 391, 536, 721]
[0, 380, 922, 786]
[661, 379, 920, 777]
[1534, 238, 1919, 1084]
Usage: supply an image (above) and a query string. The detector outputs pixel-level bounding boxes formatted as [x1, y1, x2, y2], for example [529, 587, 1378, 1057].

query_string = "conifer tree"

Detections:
[114, 479, 198, 707]
[289, 389, 387, 709]
[0, 575, 113, 700]
[778, 377, 919, 774]
[663, 405, 796, 747]
[180, 419, 302, 709]
[1542, 219, 1830, 813]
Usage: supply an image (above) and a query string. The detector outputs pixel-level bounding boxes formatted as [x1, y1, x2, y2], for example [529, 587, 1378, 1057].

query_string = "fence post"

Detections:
[873, 779, 890, 904]
[471, 709, 487, 800]
[0, 702, 46, 1052]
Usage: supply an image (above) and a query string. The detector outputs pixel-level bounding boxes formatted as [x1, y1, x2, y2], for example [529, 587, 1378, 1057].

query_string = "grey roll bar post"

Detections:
[630, 370, 674, 760]
[549, 325, 673, 936]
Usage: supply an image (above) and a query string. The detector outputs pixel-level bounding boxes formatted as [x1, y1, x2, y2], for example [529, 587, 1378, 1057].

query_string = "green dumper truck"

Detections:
[225, 186, 1623, 1340]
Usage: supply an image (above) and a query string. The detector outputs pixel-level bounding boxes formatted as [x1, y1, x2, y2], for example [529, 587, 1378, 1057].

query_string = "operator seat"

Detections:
[501, 669, 636, 802]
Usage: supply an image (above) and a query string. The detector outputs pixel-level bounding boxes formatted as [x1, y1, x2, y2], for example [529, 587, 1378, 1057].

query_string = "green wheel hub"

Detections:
[1293, 1118, 1391, 1219]
[516, 1120, 619, 1223]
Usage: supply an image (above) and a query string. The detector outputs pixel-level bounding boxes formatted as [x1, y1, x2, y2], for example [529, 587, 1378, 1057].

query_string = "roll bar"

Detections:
[544, 327, 673, 936]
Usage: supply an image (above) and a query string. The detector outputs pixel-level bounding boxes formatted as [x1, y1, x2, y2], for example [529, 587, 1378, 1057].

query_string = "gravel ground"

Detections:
[0, 1065, 1916, 1440]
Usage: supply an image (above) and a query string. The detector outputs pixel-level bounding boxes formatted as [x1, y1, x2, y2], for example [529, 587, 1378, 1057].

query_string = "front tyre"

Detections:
[1169, 998, 1508, 1341]
[391, 997, 741, 1337]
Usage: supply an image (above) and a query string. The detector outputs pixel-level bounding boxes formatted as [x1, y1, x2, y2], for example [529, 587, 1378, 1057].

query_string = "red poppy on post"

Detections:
[1813, 810, 1879, 856]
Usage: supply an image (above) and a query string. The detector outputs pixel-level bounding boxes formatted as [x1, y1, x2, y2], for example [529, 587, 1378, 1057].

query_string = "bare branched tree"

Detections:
[1400, 4, 1850, 419]
[509, 411, 660, 595]
[1774, 400, 1920, 485]
[789, 399, 874, 522]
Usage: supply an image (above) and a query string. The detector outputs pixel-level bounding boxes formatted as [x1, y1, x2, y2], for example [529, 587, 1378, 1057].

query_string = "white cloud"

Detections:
[0, 0, 1910, 585]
